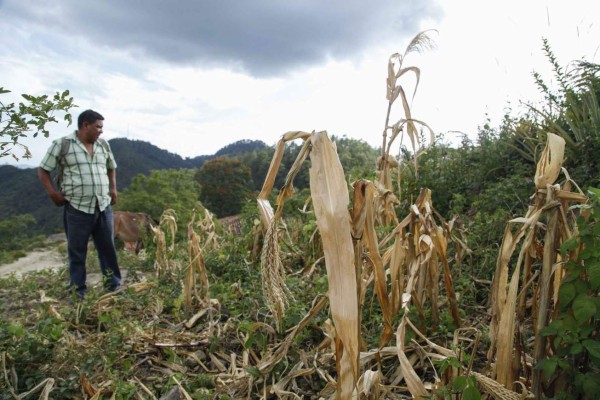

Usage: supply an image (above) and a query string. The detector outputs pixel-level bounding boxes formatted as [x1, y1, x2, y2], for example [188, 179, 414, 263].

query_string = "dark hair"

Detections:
[77, 109, 104, 129]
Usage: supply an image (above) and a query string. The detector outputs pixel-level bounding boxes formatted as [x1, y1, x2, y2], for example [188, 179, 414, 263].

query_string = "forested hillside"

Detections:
[0, 136, 378, 234]
[109, 138, 200, 188]
[0, 165, 56, 232]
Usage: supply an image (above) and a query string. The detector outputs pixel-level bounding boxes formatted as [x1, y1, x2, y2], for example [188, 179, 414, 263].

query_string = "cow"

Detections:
[113, 211, 156, 255]
[218, 215, 242, 235]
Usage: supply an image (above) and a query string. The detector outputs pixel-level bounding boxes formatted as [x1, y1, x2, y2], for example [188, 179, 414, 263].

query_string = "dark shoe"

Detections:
[69, 291, 85, 305]
[107, 285, 122, 293]
[69, 287, 86, 299]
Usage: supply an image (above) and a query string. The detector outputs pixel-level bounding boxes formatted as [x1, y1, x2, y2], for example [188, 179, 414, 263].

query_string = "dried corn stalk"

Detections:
[378, 30, 436, 224]
[362, 186, 461, 338]
[395, 315, 427, 398]
[185, 209, 210, 311]
[256, 131, 311, 330]
[351, 180, 393, 345]
[348, 155, 461, 398]
[486, 133, 587, 395]
[152, 209, 178, 276]
[196, 208, 220, 251]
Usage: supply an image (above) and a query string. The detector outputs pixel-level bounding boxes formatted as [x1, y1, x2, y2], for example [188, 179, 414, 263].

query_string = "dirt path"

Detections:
[0, 248, 66, 278]
[0, 246, 129, 287]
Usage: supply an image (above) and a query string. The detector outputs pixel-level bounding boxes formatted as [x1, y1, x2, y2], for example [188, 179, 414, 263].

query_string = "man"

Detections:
[38, 109, 121, 299]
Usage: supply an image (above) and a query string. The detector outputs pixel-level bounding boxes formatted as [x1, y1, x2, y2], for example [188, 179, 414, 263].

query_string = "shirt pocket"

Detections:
[94, 151, 107, 167]
[63, 151, 79, 167]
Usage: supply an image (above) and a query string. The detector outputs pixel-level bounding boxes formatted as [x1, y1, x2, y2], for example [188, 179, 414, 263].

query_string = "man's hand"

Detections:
[49, 191, 68, 206]
[38, 167, 67, 206]
[109, 189, 118, 206]
[107, 169, 117, 205]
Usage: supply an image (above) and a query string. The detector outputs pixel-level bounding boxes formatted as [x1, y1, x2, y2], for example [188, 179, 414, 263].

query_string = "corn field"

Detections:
[1, 31, 597, 399]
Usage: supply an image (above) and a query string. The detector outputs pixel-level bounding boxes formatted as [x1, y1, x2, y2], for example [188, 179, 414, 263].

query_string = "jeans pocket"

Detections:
[65, 203, 88, 219]
[65, 203, 76, 214]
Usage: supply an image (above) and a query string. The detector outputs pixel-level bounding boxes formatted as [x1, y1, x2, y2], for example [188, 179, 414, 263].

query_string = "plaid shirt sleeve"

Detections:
[105, 141, 117, 170]
[39, 139, 61, 172]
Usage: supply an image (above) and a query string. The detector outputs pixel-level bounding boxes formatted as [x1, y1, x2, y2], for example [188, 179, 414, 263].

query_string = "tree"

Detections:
[0, 87, 76, 160]
[118, 169, 202, 236]
[195, 157, 254, 218]
[511, 42, 600, 188]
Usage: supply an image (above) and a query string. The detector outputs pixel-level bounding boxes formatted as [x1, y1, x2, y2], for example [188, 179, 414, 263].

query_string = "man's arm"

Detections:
[38, 167, 67, 206]
[108, 168, 117, 205]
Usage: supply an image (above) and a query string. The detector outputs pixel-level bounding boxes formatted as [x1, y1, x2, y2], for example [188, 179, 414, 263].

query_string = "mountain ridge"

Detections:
[0, 137, 269, 234]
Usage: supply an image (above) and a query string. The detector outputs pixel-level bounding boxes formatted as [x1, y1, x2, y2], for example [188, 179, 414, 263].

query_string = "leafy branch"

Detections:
[0, 87, 76, 161]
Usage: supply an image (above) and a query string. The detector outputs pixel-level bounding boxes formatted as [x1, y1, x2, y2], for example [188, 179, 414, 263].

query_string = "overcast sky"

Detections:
[1, 0, 599, 167]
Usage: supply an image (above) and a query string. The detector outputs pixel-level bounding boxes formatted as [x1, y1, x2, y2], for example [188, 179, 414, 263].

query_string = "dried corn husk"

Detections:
[310, 131, 359, 398]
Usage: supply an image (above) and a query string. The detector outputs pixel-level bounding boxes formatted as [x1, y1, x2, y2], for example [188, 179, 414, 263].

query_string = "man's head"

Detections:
[78, 109, 104, 129]
[77, 109, 104, 143]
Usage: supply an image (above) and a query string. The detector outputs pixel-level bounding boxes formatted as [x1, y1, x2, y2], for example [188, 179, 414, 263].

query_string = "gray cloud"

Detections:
[2, 0, 441, 77]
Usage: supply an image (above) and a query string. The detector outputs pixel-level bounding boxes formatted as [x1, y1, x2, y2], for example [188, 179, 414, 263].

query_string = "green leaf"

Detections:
[7, 323, 24, 336]
[588, 188, 600, 198]
[581, 325, 594, 337]
[562, 270, 580, 282]
[243, 334, 255, 350]
[573, 295, 596, 323]
[557, 359, 571, 370]
[245, 366, 261, 379]
[462, 383, 481, 400]
[583, 373, 600, 396]
[589, 261, 600, 290]
[542, 320, 560, 336]
[536, 358, 558, 380]
[561, 237, 579, 255]
[574, 279, 588, 294]
[448, 357, 461, 369]
[570, 342, 584, 355]
[562, 315, 577, 330]
[583, 340, 600, 359]
[554, 336, 563, 348]
[580, 245, 594, 259]
[558, 282, 577, 306]
[453, 375, 467, 391]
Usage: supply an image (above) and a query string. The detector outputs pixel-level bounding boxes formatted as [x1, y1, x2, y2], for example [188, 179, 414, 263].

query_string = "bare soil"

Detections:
[0, 248, 66, 278]
[0, 244, 128, 285]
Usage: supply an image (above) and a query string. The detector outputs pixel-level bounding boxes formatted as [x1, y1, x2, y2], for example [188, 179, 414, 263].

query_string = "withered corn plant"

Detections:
[377, 29, 436, 226]
[253, 129, 472, 398]
[256, 130, 311, 331]
[184, 208, 213, 312]
[486, 133, 588, 397]
[249, 31, 474, 399]
[152, 208, 178, 277]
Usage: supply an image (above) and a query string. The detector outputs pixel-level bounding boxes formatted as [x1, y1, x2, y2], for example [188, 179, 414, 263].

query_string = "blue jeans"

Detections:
[64, 203, 121, 296]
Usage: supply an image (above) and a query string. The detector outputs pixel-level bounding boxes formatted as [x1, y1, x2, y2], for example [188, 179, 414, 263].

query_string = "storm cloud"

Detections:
[2, 0, 440, 77]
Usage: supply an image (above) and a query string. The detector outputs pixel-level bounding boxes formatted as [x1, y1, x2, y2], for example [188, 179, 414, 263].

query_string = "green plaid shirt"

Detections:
[40, 132, 117, 214]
